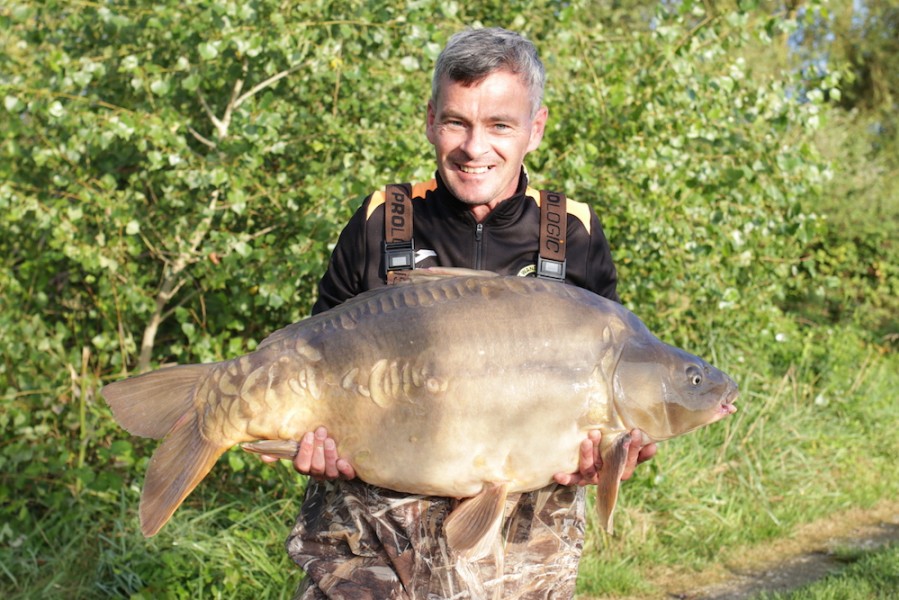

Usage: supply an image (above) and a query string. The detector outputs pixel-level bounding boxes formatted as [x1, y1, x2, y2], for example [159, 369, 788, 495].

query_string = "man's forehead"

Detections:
[433, 71, 531, 110]
[437, 68, 525, 88]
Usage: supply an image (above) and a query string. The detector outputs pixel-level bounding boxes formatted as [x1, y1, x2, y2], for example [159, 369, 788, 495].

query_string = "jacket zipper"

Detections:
[475, 223, 484, 270]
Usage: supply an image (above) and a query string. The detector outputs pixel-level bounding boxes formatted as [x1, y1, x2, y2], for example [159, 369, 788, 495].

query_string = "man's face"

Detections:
[426, 70, 547, 211]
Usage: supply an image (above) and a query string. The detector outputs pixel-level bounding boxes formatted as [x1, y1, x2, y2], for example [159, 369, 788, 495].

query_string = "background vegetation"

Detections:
[1, 0, 896, 598]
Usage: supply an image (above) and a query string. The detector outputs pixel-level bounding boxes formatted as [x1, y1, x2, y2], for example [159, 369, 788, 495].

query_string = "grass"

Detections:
[1, 476, 306, 599]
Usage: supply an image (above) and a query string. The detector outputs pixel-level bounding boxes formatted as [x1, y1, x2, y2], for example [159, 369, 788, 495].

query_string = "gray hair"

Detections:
[431, 27, 546, 116]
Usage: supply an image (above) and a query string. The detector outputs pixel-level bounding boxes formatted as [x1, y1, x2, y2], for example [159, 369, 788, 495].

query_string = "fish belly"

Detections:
[332, 370, 593, 497]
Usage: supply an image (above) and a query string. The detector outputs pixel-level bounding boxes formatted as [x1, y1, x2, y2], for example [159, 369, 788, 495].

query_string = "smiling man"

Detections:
[275, 28, 657, 599]
[427, 67, 547, 217]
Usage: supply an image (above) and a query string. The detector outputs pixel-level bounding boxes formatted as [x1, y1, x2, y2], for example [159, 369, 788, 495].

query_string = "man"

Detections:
[266, 27, 657, 599]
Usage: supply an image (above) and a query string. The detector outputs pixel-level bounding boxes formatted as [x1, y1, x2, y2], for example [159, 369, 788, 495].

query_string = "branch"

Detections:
[217, 59, 248, 140]
[188, 126, 217, 149]
[19, 87, 136, 115]
[197, 90, 227, 139]
[196, 59, 304, 141]
[234, 63, 304, 110]
[137, 190, 220, 372]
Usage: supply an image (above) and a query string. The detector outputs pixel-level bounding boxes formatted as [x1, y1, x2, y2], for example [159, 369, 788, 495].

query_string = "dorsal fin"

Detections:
[392, 267, 499, 284]
[258, 268, 499, 350]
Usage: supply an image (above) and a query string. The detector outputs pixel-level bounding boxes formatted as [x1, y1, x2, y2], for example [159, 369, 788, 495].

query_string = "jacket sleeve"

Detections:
[585, 209, 620, 303]
[311, 197, 373, 315]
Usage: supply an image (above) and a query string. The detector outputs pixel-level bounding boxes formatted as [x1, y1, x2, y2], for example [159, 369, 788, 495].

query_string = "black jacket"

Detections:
[312, 170, 619, 314]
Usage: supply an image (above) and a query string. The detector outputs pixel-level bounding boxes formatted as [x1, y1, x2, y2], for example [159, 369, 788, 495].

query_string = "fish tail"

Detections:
[101, 363, 229, 536]
[102, 364, 214, 439]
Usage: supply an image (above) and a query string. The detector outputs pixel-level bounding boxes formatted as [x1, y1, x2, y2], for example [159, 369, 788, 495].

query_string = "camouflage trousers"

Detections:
[287, 479, 586, 600]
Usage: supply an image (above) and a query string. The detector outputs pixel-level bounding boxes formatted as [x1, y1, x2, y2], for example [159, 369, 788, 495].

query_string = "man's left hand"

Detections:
[553, 429, 657, 486]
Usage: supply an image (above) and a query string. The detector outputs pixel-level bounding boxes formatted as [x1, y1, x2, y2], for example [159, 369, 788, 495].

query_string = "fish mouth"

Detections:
[719, 386, 739, 416]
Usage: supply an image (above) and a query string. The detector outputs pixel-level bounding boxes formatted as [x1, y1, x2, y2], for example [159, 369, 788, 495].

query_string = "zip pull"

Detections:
[475, 223, 484, 270]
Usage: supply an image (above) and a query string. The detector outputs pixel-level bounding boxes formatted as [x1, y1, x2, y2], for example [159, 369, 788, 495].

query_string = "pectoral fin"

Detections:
[595, 432, 632, 534]
[444, 483, 509, 561]
[241, 439, 301, 460]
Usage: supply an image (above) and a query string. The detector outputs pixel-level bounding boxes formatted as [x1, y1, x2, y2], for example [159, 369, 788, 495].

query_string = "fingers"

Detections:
[336, 458, 356, 480]
[619, 429, 641, 480]
[577, 437, 597, 483]
[637, 441, 658, 465]
[322, 437, 339, 479]
[578, 430, 603, 486]
[553, 471, 576, 486]
[294, 427, 329, 477]
[309, 426, 328, 475]
[555, 429, 603, 487]
[290, 426, 354, 480]
[621, 429, 658, 480]
[294, 431, 317, 473]
[293, 427, 337, 479]
[590, 429, 602, 473]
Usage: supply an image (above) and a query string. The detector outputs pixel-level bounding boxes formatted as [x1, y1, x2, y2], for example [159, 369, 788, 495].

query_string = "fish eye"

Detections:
[687, 366, 703, 386]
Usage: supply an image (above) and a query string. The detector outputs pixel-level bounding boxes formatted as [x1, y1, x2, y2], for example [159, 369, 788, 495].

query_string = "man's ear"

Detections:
[527, 106, 549, 152]
[425, 99, 437, 145]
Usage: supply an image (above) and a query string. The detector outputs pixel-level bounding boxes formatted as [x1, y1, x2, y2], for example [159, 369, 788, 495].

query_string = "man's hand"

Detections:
[258, 426, 356, 480]
[553, 429, 656, 487]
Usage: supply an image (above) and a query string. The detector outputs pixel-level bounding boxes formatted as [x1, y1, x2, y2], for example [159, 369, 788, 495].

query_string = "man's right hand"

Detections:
[258, 426, 356, 480]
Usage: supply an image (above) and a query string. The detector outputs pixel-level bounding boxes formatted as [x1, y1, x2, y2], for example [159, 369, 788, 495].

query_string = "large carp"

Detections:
[102, 268, 738, 555]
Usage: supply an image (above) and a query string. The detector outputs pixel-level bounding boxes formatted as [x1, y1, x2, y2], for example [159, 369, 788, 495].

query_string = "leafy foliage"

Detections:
[783, 0, 899, 345]
[1, 0, 895, 598]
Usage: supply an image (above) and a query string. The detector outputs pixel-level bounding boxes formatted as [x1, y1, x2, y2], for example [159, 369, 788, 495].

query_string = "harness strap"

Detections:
[382, 183, 568, 283]
[383, 183, 415, 283]
[537, 190, 567, 281]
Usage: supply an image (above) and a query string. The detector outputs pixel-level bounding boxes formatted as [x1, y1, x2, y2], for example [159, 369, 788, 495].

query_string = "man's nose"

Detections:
[460, 126, 489, 157]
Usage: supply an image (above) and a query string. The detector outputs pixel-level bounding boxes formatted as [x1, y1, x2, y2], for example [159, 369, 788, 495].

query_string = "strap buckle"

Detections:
[383, 240, 415, 271]
[537, 257, 566, 281]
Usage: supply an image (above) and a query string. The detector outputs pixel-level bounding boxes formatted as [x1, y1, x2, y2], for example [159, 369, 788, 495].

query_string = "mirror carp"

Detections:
[102, 268, 738, 557]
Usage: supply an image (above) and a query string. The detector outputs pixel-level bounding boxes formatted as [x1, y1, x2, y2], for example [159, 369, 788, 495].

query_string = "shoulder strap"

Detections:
[383, 183, 415, 283]
[537, 190, 567, 281]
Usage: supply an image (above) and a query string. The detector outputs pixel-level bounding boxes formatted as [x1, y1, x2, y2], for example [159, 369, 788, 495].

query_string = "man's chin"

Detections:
[454, 194, 493, 207]
[443, 179, 496, 206]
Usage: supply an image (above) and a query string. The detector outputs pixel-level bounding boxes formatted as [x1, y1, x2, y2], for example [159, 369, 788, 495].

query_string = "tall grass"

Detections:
[2, 473, 305, 599]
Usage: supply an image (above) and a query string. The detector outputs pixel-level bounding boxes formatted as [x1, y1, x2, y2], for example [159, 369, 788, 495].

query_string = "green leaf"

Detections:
[198, 42, 219, 60]
[3, 95, 24, 112]
[150, 78, 171, 96]
[400, 56, 420, 71]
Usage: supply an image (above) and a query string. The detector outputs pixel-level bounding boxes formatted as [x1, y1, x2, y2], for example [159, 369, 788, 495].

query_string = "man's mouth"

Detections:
[458, 164, 492, 174]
